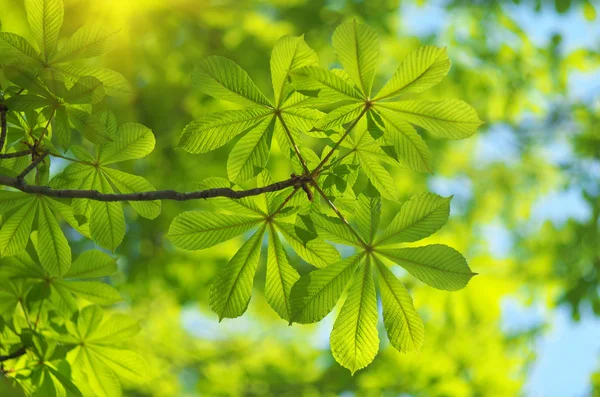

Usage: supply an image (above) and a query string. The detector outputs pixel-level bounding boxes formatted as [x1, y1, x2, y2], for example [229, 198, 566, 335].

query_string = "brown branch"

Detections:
[0, 348, 26, 363]
[17, 150, 49, 181]
[0, 103, 8, 153]
[0, 174, 313, 202]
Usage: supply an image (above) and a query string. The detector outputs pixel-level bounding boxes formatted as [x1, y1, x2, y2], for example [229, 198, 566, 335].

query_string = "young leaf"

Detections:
[374, 257, 424, 353]
[330, 257, 378, 374]
[167, 211, 262, 250]
[226, 116, 274, 182]
[377, 100, 482, 139]
[375, 193, 451, 246]
[179, 108, 272, 154]
[192, 56, 272, 107]
[24, 0, 64, 60]
[265, 225, 300, 321]
[270, 35, 318, 107]
[290, 252, 364, 324]
[374, 46, 450, 100]
[332, 20, 379, 97]
[377, 244, 476, 291]
[209, 226, 265, 320]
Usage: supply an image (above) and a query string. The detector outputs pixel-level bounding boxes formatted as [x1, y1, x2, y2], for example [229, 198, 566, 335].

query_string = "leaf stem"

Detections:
[309, 105, 368, 178]
[310, 180, 366, 248]
[276, 112, 310, 175]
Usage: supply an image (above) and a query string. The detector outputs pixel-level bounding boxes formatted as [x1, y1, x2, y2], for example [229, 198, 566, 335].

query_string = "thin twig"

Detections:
[16, 151, 49, 181]
[0, 348, 26, 363]
[310, 106, 368, 178]
[276, 112, 310, 175]
[0, 103, 8, 153]
[0, 150, 35, 159]
[310, 181, 366, 248]
[0, 174, 311, 202]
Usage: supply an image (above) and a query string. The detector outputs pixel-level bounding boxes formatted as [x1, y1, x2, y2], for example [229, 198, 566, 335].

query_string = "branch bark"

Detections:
[0, 174, 311, 202]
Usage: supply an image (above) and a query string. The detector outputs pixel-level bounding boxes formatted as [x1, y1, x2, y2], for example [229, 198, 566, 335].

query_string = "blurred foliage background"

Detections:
[1, 0, 599, 395]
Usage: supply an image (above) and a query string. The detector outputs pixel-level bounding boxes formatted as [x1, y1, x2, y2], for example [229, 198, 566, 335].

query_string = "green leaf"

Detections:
[66, 108, 111, 144]
[53, 65, 132, 96]
[274, 221, 341, 269]
[63, 76, 105, 104]
[226, 116, 274, 182]
[178, 108, 271, 154]
[52, 105, 70, 148]
[167, 211, 262, 250]
[0, 198, 37, 257]
[355, 189, 381, 244]
[87, 346, 147, 384]
[270, 35, 318, 107]
[98, 123, 155, 164]
[315, 102, 364, 131]
[378, 100, 482, 139]
[58, 281, 121, 305]
[375, 193, 451, 246]
[36, 199, 71, 277]
[290, 252, 364, 324]
[52, 24, 118, 63]
[192, 56, 272, 107]
[311, 213, 363, 247]
[374, 257, 424, 353]
[24, 0, 64, 61]
[65, 250, 117, 279]
[0, 32, 42, 65]
[377, 244, 476, 291]
[0, 191, 33, 213]
[89, 174, 126, 251]
[75, 347, 121, 397]
[330, 257, 378, 374]
[265, 225, 300, 321]
[3, 95, 50, 112]
[332, 20, 379, 97]
[86, 313, 140, 344]
[209, 226, 265, 320]
[374, 46, 450, 100]
[357, 150, 398, 201]
[291, 65, 362, 103]
[102, 168, 161, 219]
[377, 108, 432, 173]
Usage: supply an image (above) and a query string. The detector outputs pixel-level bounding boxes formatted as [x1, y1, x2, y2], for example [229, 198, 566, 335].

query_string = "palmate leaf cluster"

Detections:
[169, 20, 481, 372]
[1, 1, 149, 396]
[0, 0, 481, 394]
